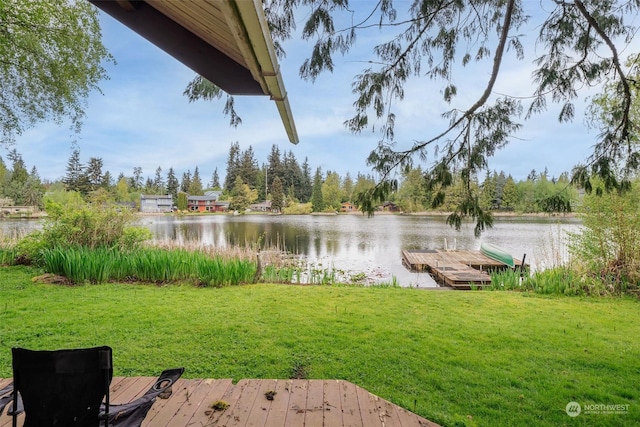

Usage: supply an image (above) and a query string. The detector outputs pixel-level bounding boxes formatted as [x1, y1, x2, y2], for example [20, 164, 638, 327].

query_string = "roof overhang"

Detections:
[89, 0, 299, 144]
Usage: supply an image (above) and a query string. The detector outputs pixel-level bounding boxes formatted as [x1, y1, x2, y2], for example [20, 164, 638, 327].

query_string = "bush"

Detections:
[568, 182, 640, 293]
[11, 201, 151, 266]
[283, 202, 312, 215]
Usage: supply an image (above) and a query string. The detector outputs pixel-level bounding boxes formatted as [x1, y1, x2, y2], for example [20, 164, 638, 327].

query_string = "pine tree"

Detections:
[270, 176, 285, 212]
[224, 142, 240, 191]
[300, 157, 313, 203]
[181, 171, 191, 193]
[267, 144, 283, 191]
[311, 167, 324, 212]
[239, 146, 259, 189]
[153, 166, 165, 193]
[132, 167, 143, 190]
[85, 157, 104, 192]
[189, 166, 204, 195]
[166, 167, 179, 200]
[62, 149, 83, 193]
[210, 168, 220, 189]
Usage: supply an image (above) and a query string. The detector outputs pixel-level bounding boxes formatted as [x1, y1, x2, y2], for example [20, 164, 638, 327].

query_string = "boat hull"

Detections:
[480, 242, 515, 268]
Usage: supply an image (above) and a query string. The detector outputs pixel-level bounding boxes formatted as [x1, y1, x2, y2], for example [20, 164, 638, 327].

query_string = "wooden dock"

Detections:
[0, 377, 439, 427]
[402, 249, 525, 290]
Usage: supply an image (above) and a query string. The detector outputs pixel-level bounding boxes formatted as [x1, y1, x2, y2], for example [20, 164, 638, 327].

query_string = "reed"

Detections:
[40, 245, 256, 287]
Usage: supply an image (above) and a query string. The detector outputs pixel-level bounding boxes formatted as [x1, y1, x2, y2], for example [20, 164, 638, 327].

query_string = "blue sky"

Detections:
[11, 3, 632, 184]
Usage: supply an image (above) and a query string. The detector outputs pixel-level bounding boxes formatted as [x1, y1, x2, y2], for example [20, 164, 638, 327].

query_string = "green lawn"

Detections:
[1, 266, 638, 426]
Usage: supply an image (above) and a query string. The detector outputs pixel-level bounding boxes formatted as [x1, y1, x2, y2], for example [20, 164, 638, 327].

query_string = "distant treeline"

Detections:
[0, 143, 577, 214]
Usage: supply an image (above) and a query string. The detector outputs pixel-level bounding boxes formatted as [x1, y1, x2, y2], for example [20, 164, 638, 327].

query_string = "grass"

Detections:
[1, 265, 639, 426]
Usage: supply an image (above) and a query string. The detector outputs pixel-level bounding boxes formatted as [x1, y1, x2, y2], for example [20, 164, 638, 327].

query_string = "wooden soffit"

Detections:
[89, 0, 299, 144]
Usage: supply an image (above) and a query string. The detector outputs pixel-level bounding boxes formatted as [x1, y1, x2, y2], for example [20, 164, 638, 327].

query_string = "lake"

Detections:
[1, 213, 581, 287]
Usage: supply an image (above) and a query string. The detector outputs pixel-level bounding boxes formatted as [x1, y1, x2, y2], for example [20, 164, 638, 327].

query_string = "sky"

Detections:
[10, 2, 637, 185]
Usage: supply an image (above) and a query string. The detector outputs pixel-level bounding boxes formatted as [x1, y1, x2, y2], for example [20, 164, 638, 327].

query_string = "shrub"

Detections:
[568, 182, 640, 293]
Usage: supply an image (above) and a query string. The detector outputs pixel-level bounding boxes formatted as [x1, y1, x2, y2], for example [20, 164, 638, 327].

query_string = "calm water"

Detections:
[1, 214, 581, 287]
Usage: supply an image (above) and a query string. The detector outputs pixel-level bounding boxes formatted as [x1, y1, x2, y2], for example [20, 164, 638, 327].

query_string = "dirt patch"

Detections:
[32, 274, 73, 286]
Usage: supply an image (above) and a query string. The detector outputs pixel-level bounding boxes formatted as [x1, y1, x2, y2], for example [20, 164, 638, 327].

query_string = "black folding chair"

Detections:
[11, 346, 113, 427]
[7, 346, 184, 427]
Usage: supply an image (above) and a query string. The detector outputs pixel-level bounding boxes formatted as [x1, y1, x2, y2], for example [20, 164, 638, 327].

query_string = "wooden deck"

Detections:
[0, 377, 439, 427]
[402, 249, 525, 290]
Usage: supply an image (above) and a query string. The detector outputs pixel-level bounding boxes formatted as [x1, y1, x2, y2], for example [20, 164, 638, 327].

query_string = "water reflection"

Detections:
[137, 214, 581, 287]
[0, 214, 581, 287]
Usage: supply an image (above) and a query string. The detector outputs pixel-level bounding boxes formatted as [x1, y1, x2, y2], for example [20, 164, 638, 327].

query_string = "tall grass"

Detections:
[41, 246, 257, 287]
[490, 266, 614, 295]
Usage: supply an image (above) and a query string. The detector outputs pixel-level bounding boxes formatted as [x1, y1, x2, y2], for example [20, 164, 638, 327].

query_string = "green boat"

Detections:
[480, 242, 515, 268]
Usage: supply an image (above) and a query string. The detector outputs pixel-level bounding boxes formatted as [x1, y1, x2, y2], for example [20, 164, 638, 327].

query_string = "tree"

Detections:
[266, 144, 283, 191]
[62, 149, 84, 193]
[299, 158, 313, 203]
[85, 157, 104, 192]
[501, 175, 519, 209]
[187, 1, 639, 234]
[166, 167, 179, 200]
[311, 167, 324, 212]
[132, 167, 143, 190]
[189, 166, 204, 195]
[341, 172, 354, 203]
[229, 176, 257, 213]
[209, 168, 221, 189]
[224, 142, 241, 192]
[153, 166, 165, 194]
[238, 146, 259, 189]
[0, 0, 112, 145]
[270, 176, 285, 212]
[180, 171, 191, 193]
[322, 171, 342, 210]
[177, 191, 188, 211]
[396, 167, 426, 213]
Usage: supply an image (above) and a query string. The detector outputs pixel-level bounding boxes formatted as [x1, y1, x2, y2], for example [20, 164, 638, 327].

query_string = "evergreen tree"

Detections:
[132, 167, 143, 190]
[209, 168, 220, 189]
[501, 175, 519, 209]
[224, 142, 241, 191]
[153, 166, 165, 193]
[166, 167, 179, 200]
[85, 157, 104, 192]
[238, 146, 259, 189]
[230, 176, 257, 213]
[267, 144, 283, 191]
[189, 166, 204, 195]
[62, 149, 83, 193]
[342, 172, 354, 203]
[299, 158, 313, 203]
[480, 171, 497, 210]
[181, 171, 191, 193]
[101, 171, 113, 189]
[283, 150, 303, 201]
[270, 175, 285, 212]
[311, 167, 324, 212]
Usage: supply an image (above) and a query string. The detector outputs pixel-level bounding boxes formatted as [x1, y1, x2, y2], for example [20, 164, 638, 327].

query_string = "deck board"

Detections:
[0, 377, 439, 426]
[402, 249, 526, 289]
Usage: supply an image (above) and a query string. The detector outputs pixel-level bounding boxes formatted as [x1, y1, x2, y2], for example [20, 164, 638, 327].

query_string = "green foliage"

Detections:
[311, 168, 324, 212]
[568, 180, 640, 292]
[12, 201, 150, 265]
[229, 176, 257, 213]
[177, 191, 188, 211]
[270, 175, 285, 212]
[282, 202, 312, 215]
[40, 246, 256, 286]
[0, 0, 112, 144]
